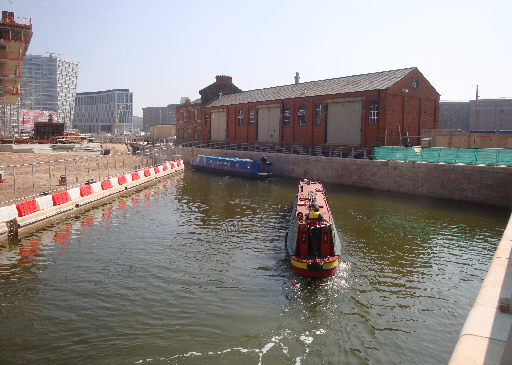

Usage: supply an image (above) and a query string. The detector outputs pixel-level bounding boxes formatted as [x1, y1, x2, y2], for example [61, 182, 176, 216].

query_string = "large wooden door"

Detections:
[257, 106, 280, 142]
[326, 100, 362, 145]
[210, 110, 227, 141]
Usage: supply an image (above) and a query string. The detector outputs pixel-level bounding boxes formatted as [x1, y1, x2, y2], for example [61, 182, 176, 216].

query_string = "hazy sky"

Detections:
[6, 0, 511, 116]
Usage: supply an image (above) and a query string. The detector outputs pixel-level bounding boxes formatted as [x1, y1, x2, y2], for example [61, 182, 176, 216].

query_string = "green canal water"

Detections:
[0, 170, 509, 364]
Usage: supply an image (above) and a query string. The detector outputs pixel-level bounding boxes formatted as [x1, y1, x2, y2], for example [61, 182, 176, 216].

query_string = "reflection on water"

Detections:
[0, 170, 508, 364]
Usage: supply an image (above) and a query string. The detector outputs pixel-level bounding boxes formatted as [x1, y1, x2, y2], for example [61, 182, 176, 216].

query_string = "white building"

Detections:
[73, 89, 133, 134]
[20, 54, 79, 128]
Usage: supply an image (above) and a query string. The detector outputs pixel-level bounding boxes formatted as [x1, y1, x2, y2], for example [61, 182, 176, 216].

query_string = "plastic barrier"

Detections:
[91, 182, 102, 193]
[36, 195, 53, 211]
[118, 176, 127, 185]
[123, 174, 132, 183]
[144, 169, 151, 177]
[163, 164, 168, 171]
[0, 204, 17, 222]
[177, 160, 181, 167]
[110, 178, 119, 188]
[101, 180, 113, 190]
[52, 191, 70, 206]
[16, 199, 37, 217]
[131, 172, 140, 181]
[154, 166, 160, 174]
[80, 185, 93, 197]
[68, 187, 81, 201]
[170, 162, 175, 169]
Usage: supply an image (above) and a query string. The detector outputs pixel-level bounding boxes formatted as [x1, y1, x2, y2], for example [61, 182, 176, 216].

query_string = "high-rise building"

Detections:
[73, 89, 133, 134]
[0, 11, 32, 135]
[20, 54, 79, 128]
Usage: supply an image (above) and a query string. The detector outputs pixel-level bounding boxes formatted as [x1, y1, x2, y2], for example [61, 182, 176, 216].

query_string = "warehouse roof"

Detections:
[207, 67, 417, 107]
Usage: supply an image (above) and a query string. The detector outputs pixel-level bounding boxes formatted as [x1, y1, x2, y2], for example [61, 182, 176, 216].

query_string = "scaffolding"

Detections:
[0, 11, 32, 136]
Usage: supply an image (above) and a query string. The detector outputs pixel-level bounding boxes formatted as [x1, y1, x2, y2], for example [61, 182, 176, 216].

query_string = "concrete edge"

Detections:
[449, 213, 512, 365]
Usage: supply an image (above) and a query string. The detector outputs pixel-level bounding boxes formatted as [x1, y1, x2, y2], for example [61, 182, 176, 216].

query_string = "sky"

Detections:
[4, 0, 511, 116]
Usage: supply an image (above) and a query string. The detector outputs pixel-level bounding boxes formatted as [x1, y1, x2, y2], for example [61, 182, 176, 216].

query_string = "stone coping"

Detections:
[449, 213, 512, 364]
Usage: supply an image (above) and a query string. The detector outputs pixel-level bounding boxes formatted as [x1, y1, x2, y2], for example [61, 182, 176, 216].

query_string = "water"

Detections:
[0, 170, 508, 364]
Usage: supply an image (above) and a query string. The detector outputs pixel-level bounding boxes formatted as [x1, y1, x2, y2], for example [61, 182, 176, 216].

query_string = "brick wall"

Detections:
[181, 147, 511, 207]
[176, 101, 202, 141]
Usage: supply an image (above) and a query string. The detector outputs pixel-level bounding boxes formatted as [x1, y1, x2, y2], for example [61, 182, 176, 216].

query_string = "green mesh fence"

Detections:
[373, 147, 512, 166]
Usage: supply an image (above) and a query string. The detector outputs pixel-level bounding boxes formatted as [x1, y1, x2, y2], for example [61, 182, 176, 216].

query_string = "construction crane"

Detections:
[114, 103, 129, 135]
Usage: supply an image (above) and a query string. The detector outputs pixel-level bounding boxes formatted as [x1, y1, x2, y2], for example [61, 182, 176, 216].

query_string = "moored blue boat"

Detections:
[190, 155, 272, 178]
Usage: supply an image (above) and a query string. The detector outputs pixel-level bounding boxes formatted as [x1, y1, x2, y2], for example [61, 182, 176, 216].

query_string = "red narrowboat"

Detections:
[286, 179, 341, 278]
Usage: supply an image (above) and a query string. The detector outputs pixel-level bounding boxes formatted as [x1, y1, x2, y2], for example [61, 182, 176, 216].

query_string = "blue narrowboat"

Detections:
[190, 155, 272, 178]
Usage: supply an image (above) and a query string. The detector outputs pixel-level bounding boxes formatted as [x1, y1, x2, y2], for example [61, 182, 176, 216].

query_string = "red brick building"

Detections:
[176, 99, 202, 140]
[176, 75, 241, 142]
[201, 67, 439, 147]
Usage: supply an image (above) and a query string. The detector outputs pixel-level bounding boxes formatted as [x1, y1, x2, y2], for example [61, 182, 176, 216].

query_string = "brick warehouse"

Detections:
[187, 67, 439, 147]
[176, 75, 241, 142]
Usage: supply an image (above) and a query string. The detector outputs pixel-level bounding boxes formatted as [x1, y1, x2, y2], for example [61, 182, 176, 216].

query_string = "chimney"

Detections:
[215, 75, 232, 84]
[294, 72, 300, 84]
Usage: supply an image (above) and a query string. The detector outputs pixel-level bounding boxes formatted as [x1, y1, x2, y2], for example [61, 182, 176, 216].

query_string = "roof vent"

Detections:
[294, 72, 300, 84]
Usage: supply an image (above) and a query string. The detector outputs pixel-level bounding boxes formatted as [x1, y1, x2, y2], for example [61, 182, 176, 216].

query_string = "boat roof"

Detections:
[295, 180, 332, 224]
[196, 155, 254, 163]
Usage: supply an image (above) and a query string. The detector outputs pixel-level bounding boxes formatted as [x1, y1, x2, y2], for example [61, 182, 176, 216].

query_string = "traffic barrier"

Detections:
[118, 175, 127, 185]
[177, 160, 181, 167]
[170, 162, 175, 169]
[154, 166, 160, 174]
[131, 172, 140, 181]
[16, 199, 37, 217]
[68, 187, 81, 201]
[163, 164, 168, 171]
[0, 204, 17, 222]
[36, 195, 53, 211]
[110, 178, 119, 188]
[80, 185, 93, 197]
[52, 191, 70, 206]
[124, 174, 132, 183]
[91, 182, 102, 193]
[101, 180, 113, 190]
[144, 169, 151, 177]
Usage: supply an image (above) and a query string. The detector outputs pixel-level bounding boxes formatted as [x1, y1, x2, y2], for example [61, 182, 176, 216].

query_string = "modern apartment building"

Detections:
[73, 89, 133, 134]
[0, 11, 32, 134]
[20, 54, 79, 128]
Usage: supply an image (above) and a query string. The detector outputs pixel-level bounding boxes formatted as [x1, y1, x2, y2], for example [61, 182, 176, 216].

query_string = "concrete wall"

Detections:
[423, 129, 512, 148]
[181, 147, 512, 207]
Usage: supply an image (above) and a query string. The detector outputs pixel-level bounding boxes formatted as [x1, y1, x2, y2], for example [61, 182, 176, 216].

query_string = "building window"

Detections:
[369, 98, 379, 125]
[283, 104, 290, 125]
[205, 112, 209, 127]
[249, 109, 255, 125]
[238, 109, 244, 127]
[298, 103, 307, 125]
[315, 103, 322, 125]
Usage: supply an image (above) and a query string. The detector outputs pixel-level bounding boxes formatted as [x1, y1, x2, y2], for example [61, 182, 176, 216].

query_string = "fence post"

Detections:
[31, 163, 35, 196]
[87, 157, 90, 182]
[97, 158, 101, 181]
[49, 161, 52, 193]
[12, 165, 16, 202]
[329, 146, 332, 157]
[64, 162, 68, 190]
[351, 147, 355, 158]
[75, 159, 78, 185]
[363, 148, 367, 159]
[107, 155, 110, 178]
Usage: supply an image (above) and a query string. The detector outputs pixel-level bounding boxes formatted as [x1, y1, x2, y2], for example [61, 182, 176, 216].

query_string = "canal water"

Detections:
[0, 170, 509, 364]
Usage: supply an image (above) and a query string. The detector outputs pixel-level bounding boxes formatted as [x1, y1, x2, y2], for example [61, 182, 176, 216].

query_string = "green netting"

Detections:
[373, 147, 512, 166]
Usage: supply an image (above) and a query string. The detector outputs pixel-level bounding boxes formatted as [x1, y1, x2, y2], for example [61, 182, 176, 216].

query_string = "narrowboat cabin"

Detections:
[286, 179, 341, 278]
[190, 155, 272, 178]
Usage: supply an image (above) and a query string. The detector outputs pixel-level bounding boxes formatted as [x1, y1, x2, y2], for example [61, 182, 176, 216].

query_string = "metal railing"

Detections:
[0, 146, 181, 207]
[175, 140, 372, 159]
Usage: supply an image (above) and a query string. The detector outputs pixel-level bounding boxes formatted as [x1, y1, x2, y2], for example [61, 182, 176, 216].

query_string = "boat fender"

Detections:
[296, 212, 304, 222]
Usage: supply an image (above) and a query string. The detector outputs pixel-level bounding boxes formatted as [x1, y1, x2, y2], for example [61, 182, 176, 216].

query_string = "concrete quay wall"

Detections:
[449, 214, 512, 365]
[180, 147, 512, 208]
